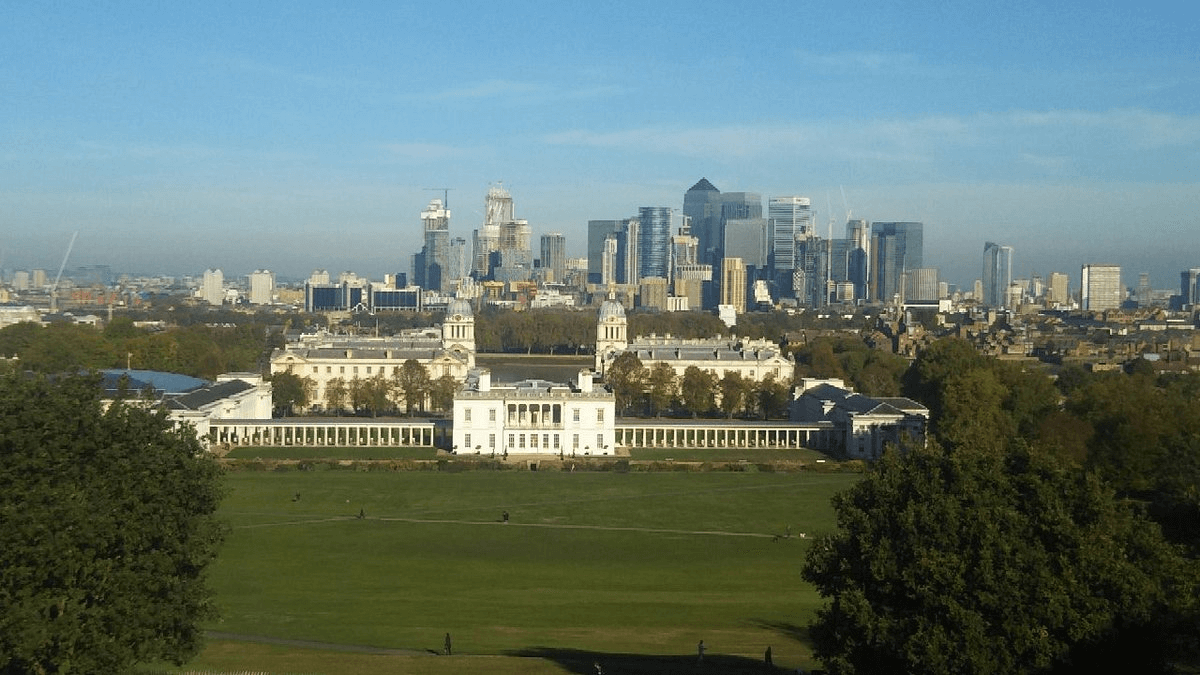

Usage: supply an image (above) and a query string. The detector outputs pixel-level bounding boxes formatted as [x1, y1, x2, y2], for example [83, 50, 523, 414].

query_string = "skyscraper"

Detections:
[870, 222, 923, 303]
[637, 207, 671, 281]
[420, 198, 451, 292]
[768, 196, 814, 298]
[982, 242, 1014, 308]
[720, 257, 747, 314]
[1181, 268, 1200, 307]
[540, 233, 566, 283]
[472, 185, 514, 278]
[200, 268, 224, 306]
[248, 270, 274, 305]
[683, 178, 722, 265]
[587, 220, 623, 284]
[1081, 264, 1122, 311]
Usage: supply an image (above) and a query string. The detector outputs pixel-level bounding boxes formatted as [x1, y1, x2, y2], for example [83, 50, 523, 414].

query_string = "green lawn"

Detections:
[153, 470, 858, 674]
[222, 446, 438, 460]
[628, 446, 834, 463]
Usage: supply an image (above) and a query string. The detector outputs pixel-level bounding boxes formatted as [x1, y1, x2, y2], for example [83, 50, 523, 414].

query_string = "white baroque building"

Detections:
[269, 298, 476, 411]
[594, 296, 793, 382]
[452, 369, 615, 457]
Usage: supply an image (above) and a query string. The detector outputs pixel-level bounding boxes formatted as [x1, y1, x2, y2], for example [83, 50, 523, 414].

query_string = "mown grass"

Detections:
[222, 446, 438, 460]
[151, 470, 858, 674]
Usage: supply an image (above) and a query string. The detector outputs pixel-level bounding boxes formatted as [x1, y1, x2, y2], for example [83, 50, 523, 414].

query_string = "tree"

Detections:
[679, 366, 717, 417]
[646, 362, 678, 417]
[717, 371, 749, 419]
[802, 440, 1196, 675]
[604, 352, 647, 416]
[270, 370, 312, 416]
[429, 373, 460, 413]
[393, 359, 432, 415]
[324, 377, 348, 414]
[753, 372, 791, 420]
[0, 372, 224, 673]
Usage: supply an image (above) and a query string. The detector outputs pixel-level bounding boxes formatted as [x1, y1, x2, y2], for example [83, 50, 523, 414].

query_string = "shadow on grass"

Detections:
[747, 618, 811, 645]
[509, 646, 795, 674]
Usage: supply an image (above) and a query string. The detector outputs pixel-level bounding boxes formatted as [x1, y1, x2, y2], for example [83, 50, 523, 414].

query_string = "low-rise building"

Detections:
[452, 369, 615, 457]
[789, 378, 928, 460]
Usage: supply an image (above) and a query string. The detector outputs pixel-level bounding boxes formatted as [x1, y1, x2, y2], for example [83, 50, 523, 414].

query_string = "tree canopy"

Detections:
[0, 372, 225, 673]
[803, 440, 1196, 675]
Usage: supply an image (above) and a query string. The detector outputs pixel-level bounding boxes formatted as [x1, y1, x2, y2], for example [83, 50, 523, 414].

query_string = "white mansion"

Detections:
[594, 295, 794, 383]
[269, 298, 476, 411]
[452, 368, 616, 457]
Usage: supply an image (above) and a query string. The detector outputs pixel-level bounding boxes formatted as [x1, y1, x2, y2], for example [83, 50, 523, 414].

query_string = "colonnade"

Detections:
[614, 422, 830, 450]
[209, 420, 439, 448]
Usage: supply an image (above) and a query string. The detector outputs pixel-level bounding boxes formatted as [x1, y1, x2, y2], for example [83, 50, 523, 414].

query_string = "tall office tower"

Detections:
[669, 219, 700, 294]
[619, 218, 640, 285]
[449, 237, 470, 286]
[768, 196, 814, 298]
[32, 269, 47, 289]
[472, 185, 514, 277]
[845, 219, 870, 300]
[1136, 272, 1152, 307]
[540, 233, 567, 283]
[1081, 264, 1122, 311]
[720, 257, 747, 314]
[1181, 268, 1200, 307]
[683, 178, 722, 265]
[827, 238, 856, 303]
[982, 241, 1014, 307]
[248, 270, 274, 305]
[587, 220, 623, 284]
[905, 268, 940, 302]
[309, 269, 330, 284]
[200, 268, 224, 306]
[601, 235, 619, 287]
[637, 207, 671, 281]
[12, 270, 29, 290]
[869, 222, 923, 303]
[420, 198, 451, 292]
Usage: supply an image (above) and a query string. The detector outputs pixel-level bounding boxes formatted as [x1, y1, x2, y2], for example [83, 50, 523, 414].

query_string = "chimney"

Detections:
[477, 369, 491, 392]
[577, 369, 593, 394]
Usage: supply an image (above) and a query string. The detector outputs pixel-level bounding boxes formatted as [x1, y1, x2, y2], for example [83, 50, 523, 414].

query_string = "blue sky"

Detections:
[3, 0, 1197, 289]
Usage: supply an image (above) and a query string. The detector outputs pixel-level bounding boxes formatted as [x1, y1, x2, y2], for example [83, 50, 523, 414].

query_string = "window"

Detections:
[531, 435, 538, 448]
[464, 433, 471, 448]
[596, 408, 604, 423]
[312, 366, 318, 374]
[489, 409, 496, 422]
[597, 434, 604, 450]
[339, 366, 345, 374]
[572, 434, 579, 449]
[489, 433, 495, 449]
[553, 434, 560, 449]
[366, 366, 372, 374]
[543, 434, 549, 449]
[353, 366, 359, 374]
[519, 435, 526, 448]
[326, 366, 331, 373]
[464, 408, 472, 422]
[508, 434, 515, 449]
[572, 408, 580, 422]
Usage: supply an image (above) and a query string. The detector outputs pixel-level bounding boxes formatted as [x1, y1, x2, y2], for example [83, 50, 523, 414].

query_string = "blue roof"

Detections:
[100, 369, 209, 396]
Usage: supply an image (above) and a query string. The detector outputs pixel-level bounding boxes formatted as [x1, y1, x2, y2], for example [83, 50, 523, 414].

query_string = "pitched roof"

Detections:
[687, 177, 719, 193]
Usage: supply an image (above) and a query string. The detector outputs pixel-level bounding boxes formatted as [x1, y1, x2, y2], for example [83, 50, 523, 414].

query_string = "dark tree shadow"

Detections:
[509, 646, 793, 674]
[747, 618, 812, 645]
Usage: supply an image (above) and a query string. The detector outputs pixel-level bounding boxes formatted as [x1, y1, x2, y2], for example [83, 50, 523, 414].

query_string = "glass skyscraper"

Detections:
[869, 222, 923, 303]
[982, 241, 1014, 307]
[637, 207, 672, 281]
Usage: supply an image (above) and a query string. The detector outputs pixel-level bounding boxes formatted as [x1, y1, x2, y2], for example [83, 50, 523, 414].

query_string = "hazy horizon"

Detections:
[4, 1, 1197, 291]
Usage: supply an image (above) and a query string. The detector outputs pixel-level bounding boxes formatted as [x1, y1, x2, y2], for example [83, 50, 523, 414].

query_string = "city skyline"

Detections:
[3, 1, 1197, 289]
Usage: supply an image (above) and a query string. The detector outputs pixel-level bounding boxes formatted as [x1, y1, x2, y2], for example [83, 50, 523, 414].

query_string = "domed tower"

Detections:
[595, 294, 628, 373]
[443, 298, 476, 368]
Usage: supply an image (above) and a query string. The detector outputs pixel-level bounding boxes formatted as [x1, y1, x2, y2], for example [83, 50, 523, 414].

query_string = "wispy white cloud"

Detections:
[425, 79, 623, 104]
[543, 109, 1200, 170]
[792, 49, 920, 71]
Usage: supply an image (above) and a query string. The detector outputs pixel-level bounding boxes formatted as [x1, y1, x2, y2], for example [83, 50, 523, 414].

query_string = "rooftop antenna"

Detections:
[50, 231, 78, 314]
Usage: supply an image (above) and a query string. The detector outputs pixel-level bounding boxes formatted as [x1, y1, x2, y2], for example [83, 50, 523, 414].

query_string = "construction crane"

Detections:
[49, 231, 78, 314]
[424, 187, 453, 209]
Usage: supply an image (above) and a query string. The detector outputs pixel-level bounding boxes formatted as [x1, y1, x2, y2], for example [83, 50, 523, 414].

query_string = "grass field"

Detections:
[150, 469, 859, 674]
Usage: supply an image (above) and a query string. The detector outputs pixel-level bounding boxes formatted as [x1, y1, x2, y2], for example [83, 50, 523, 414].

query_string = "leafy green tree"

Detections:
[753, 372, 791, 420]
[646, 362, 678, 417]
[324, 377, 348, 414]
[679, 366, 717, 417]
[802, 440, 1196, 675]
[0, 372, 224, 673]
[429, 373, 460, 413]
[717, 371, 749, 419]
[270, 371, 312, 416]
[393, 359, 432, 415]
[604, 352, 647, 416]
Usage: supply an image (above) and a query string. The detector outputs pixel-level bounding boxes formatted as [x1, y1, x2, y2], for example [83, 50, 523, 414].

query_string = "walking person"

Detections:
[697, 639, 706, 664]
[444, 632, 452, 656]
